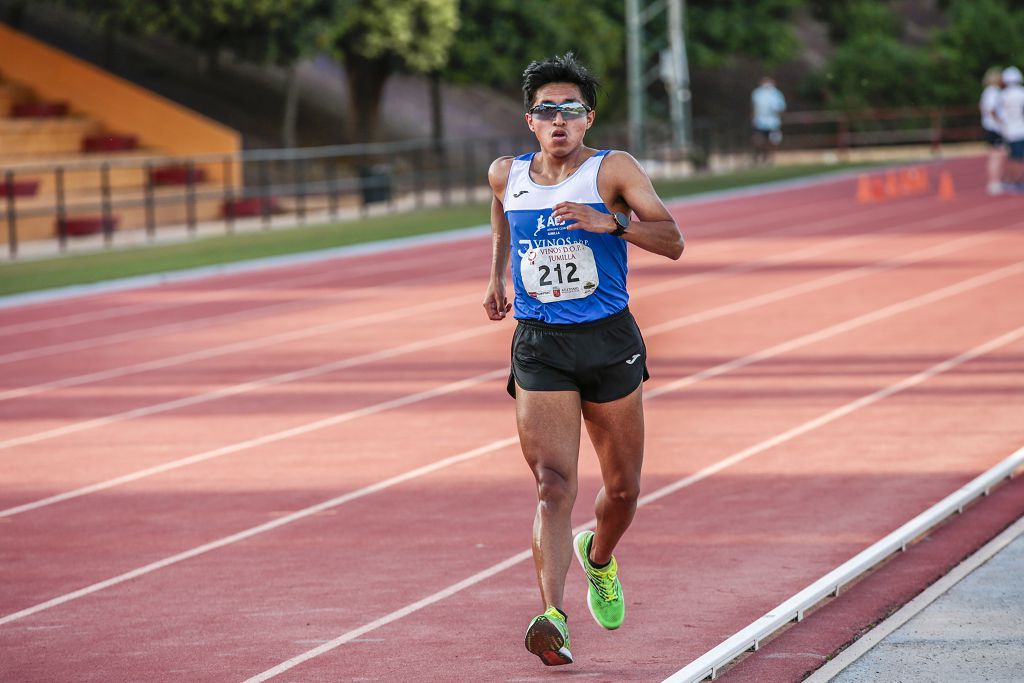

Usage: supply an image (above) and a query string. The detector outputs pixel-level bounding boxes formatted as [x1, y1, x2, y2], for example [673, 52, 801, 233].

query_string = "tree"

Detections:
[445, 0, 802, 126]
[323, 0, 458, 142]
[806, 0, 932, 109]
[685, 0, 802, 68]
[928, 0, 1024, 104]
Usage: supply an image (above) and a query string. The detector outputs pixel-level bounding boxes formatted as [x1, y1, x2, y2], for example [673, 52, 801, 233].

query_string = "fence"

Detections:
[1, 134, 535, 258]
[1, 105, 984, 258]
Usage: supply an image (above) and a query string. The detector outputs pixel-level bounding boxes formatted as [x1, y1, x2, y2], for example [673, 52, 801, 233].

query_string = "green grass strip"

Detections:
[0, 163, 865, 296]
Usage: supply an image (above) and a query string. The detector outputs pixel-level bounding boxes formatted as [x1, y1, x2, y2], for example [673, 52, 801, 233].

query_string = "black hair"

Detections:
[521, 52, 599, 111]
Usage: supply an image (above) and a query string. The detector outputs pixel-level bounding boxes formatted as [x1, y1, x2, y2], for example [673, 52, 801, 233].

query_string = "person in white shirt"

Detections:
[979, 67, 1005, 195]
[751, 77, 787, 164]
[997, 66, 1024, 191]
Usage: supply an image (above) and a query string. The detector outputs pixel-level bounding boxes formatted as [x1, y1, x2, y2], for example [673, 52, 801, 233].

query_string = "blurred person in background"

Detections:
[751, 76, 787, 165]
[998, 66, 1024, 193]
[980, 67, 1006, 195]
[483, 53, 684, 667]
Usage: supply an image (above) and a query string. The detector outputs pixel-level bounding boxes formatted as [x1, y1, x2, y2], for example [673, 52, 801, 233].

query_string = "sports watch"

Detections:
[610, 211, 629, 237]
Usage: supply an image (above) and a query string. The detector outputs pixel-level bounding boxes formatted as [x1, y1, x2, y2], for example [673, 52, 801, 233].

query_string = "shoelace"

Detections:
[588, 566, 620, 602]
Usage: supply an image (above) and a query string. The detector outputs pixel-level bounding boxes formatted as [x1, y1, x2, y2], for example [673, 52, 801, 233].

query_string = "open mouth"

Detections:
[552, 130, 568, 140]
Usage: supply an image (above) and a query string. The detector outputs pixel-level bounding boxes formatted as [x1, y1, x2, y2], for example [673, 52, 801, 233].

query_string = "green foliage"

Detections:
[443, 0, 623, 111]
[324, 0, 458, 74]
[809, 0, 1024, 109]
[812, 31, 933, 109]
[686, 0, 802, 67]
[808, 2, 927, 110]
[807, 0, 900, 43]
[928, 0, 1024, 104]
[58, 0, 331, 65]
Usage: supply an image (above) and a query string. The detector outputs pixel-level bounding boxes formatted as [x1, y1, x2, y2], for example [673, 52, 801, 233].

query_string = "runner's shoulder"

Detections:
[488, 156, 516, 196]
[601, 150, 646, 174]
[599, 150, 652, 191]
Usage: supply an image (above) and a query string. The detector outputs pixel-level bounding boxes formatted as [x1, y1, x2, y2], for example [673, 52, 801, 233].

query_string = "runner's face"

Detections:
[526, 83, 594, 154]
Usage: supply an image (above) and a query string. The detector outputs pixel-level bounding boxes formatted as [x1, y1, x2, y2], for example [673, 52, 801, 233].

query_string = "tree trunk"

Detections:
[282, 65, 300, 148]
[430, 71, 444, 152]
[343, 53, 392, 143]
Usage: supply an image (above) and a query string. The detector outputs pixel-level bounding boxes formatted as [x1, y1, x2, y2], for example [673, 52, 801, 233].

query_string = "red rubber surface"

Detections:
[1, 157, 1022, 682]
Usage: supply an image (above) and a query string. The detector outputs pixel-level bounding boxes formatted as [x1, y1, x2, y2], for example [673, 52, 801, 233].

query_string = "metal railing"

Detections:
[1, 134, 534, 258]
[1, 105, 984, 258]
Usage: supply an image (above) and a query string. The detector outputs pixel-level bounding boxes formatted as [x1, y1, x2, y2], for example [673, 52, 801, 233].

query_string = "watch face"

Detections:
[615, 212, 628, 228]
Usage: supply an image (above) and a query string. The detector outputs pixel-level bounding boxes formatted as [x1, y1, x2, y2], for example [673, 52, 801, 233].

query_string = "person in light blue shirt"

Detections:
[751, 76, 787, 164]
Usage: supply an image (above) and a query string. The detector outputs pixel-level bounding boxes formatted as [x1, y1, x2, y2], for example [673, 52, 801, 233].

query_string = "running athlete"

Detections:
[482, 53, 684, 666]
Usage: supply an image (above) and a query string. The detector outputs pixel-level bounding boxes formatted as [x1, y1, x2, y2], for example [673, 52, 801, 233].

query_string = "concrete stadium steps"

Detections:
[2, 184, 225, 243]
[0, 116, 101, 155]
[0, 153, 228, 195]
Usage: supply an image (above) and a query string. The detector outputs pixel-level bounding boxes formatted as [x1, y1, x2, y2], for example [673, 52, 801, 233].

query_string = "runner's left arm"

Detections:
[551, 152, 684, 260]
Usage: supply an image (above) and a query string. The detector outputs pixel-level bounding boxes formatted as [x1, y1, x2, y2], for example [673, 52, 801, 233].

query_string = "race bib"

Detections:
[521, 242, 599, 303]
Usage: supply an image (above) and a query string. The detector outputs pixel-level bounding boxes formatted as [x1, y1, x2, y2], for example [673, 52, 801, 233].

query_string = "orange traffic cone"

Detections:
[857, 174, 876, 203]
[938, 171, 956, 201]
[912, 166, 931, 193]
[899, 168, 919, 195]
[885, 170, 903, 197]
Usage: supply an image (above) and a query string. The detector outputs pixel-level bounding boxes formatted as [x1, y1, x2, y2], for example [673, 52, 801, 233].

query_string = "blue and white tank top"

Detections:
[504, 150, 628, 324]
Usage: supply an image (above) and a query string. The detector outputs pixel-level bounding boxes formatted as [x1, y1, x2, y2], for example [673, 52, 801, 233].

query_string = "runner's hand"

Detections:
[483, 280, 512, 320]
[552, 201, 615, 234]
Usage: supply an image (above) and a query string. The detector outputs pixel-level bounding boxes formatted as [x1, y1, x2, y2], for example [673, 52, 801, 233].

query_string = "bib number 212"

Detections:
[538, 263, 579, 286]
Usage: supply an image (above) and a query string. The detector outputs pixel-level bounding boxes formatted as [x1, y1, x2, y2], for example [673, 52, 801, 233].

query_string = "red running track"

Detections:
[1, 157, 1022, 682]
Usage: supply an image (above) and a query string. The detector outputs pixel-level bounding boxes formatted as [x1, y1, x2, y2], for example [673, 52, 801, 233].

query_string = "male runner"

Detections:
[482, 53, 684, 666]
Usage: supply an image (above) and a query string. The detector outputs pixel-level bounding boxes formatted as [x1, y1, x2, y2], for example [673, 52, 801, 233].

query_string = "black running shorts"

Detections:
[507, 307, 650, 403]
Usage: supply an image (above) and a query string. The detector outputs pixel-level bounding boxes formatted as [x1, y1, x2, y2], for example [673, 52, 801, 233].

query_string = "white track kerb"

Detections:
[661, 446, 1024, 683]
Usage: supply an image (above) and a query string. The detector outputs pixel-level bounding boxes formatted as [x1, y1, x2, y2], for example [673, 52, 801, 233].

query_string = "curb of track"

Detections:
[661, 446, 1024, 683]
[804, 512, 1024, 682]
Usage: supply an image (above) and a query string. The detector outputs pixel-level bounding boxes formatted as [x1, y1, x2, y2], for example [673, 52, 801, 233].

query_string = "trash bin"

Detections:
[358, 164, 392, 205]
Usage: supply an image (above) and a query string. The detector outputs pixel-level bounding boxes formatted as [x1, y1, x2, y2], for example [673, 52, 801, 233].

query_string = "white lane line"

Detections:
[0, 220, 886, 435]
[0, 438, 521, 629]
[0, 195, 993, 407]
[0, 255, 485, 367]
[3, 256, 1021, 630]
[0, 325, 504, 451]
[0, 368, 508, 519]
[245, 324, 1024, 682]
[0, 204, 1001, 451]
[0, 287, 479, 403]
[0, 243, 482, 338]
[1, 229, 1016, 515]
[0, 214, 861, 402]
[0, 189, 942, 368]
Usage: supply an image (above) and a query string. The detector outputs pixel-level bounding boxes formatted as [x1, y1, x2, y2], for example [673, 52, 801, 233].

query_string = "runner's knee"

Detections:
[604, 480, 640, 507]
[535, 466, 576, 508]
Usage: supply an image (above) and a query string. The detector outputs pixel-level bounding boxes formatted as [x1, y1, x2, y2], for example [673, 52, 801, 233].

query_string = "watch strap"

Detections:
[610, 212, 629, 237]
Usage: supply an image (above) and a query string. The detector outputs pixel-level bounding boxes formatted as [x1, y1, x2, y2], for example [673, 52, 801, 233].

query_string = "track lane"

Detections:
[1, 218, 1016, 517]
[0, 195, 1001, 451]
[1, 233, 1020, 626]
[0, 158, 1015, 679]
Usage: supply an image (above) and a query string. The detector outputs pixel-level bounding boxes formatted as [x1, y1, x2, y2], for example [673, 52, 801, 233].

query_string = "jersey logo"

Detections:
[513, 190, 530, 198]
[534, 215, 546, 235]
[626, 354, 641, 365]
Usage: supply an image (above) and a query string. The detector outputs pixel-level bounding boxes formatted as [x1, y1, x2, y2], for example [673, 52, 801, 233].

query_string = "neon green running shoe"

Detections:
[524, 607, 573, 666]
[573, 530, 625, 630]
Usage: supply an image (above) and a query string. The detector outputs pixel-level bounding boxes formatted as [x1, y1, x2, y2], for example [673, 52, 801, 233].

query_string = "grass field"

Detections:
[0, 163, 868, 296]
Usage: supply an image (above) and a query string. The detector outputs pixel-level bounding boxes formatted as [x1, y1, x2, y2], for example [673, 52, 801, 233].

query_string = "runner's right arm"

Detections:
[484, 157, 514, 321]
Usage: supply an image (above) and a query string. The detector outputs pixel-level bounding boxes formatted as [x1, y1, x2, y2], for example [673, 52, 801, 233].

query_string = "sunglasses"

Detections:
[528, 102, 592, 121]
